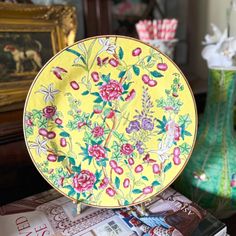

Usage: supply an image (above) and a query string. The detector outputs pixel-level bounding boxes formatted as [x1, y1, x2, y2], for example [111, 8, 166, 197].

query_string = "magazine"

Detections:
[0, 188, 227, 236]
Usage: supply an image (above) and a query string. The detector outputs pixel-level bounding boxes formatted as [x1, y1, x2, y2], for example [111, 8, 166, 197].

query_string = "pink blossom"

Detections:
[38, 128, 48, 137]
[173, 156, 181, 165]
[73, 170, 96, 193]
[157, 63, 168, 71]
[132, 47, 142, 56]
[165, 120, 181, 142]
[114, 167, 124, 175]
[109, 160, 118, 169]
[100, 80, 123, 101]
[88, 144, 106, 161]
[70, 81, 80, 90]
[173, 147, 181, 156]
[60, 138, 67, 147]
[135, 165, 143, 173]
[47, 154, 57, 162]
[106, 187, 116, 197]
[55, 118, 63, 125]
[91, 72, 99, 82]
[128, 157, 135, 165]
[142, 74, 150, 84]
[43, 106, 56, 119]
[123, 178, 130, 188]
[99, 177, 109, 189]
[152, 164, 160, 174]
[120, 143, 134, 156]
[47, 131, 56, 139]
[125, 89, 136, 101]
[92, 126, 104, 138]
[143, 186, 153, 194]
[148, 80, 157, 87]
[106, 110, 115, 119]
[109, 58, 119, 67]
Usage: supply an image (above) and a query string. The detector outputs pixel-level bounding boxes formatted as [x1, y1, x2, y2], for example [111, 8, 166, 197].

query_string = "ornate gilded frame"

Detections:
[0, 3, 77, 111]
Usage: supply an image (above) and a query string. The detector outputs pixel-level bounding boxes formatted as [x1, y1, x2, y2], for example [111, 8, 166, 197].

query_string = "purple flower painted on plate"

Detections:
[141, 118, 154, 131]
[126, 120, 141, 133]
[136, 141, 144, 154]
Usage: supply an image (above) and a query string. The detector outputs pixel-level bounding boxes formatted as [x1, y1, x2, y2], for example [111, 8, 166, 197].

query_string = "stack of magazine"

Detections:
[0, 187, 227, 236]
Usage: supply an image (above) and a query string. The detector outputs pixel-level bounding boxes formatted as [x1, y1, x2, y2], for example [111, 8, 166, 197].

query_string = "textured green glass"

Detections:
[175, 68, 236, 218]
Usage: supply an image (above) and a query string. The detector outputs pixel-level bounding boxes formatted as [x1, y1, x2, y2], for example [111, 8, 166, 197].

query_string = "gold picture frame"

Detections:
[0, 3, 77, 112]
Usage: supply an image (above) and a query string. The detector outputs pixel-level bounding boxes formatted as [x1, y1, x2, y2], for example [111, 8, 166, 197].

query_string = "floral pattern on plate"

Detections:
[24, 36, 197, 207]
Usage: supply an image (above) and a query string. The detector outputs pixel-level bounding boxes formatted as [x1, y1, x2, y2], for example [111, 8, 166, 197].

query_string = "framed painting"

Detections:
[0, 3, 77, 112]
[0, 3, 76, 144]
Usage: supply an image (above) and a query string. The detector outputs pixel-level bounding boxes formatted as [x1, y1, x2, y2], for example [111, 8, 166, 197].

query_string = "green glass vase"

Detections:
[175, 68, 236, 218]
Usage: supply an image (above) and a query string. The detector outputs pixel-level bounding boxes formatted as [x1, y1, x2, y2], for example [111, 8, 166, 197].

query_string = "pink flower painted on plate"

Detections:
[60, 138, 67, 147]
[125, 89, 136, 101]
[157, 63, 168, 71]
[120, 143, 134, 156]
[109, 58, 119, 67]
[55, 118, 63, 125]
[148, 80, 157, 87]
[92, 126, 104, 138]
[152, 164, 160, 174]
[123, 178, 130, 188]
[132, 47, 142, 56]
[47, 154, 57, 162]
[109, 160, 118, 169]
[73, 170, 96, 193]
[173, 156, 181, 165]
[99, 177, 109, 189]
[70, 81, 80, 90]
[106, 187, 116, 197]
[142, 74, 150, 84]
[135, 165, 143, 173]
[26, 119, 33, 126]
[114, 166, 124, 175]
[47, 131, 56, 139]
[43, 106, 56, 119]
[143, 186, 153, 194]
[58, 177, 64, 187]
[78, 121, 86, 129]
[128, 157, 135, 165]
[100, 80, 123, 101]
[38, 128, 48, 137]
[91, 72, 99, 82]
[173, 147, 181, 156]
[52, 66, 67, 80]
[106, 110, 115, 119]
[88, 144, 106, 161]
[165, 120, 181, 142]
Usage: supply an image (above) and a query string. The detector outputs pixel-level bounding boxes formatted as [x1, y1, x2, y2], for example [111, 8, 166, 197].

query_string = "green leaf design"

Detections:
[68, 157, 76, 165]
[118, 47, 124, 60]
[141, 176, 149, 181]
[178, 114, 192, 127]
[124, 200, 130, 205]
[150, 70, 163, 78]
[87, 39, 96, 60]
[72, 165, 81, 173]
[147, 56, 152, 62]
[68, 188, 76, 196]
[132, 65, 140, 76]
[179, 143, 191, 155]
[94, 97, 103, 104]
[32, 109, 42, 119]
[115, 176, 120, 189]
[132, 189, 142, 194]
[152, 180, 160, 186]
[58, 156, 66, 162]
[101, 74, 110, 83]
[59, 131, 70, 137]
[123, 82, 132, 91]
[118, 70, 126, 78]
[82, 90, 89, 96]
[164, 162, 172, 172]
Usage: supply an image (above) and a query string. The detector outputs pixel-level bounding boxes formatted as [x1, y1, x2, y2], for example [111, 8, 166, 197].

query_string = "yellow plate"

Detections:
[23, 35, 197, 208]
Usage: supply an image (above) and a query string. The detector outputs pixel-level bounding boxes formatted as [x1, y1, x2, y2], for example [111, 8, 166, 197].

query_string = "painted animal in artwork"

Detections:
[3, 42, 42, 73]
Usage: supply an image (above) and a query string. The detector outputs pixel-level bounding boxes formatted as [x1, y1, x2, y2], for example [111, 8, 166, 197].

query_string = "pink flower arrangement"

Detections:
[99, 80, 123, 101]
[43, 106, 56, 119]
[120, 143, 134, 156]
[73, 170, 96, 193]
[92, 126, 104, 138]
[88, 144, 106, 161]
